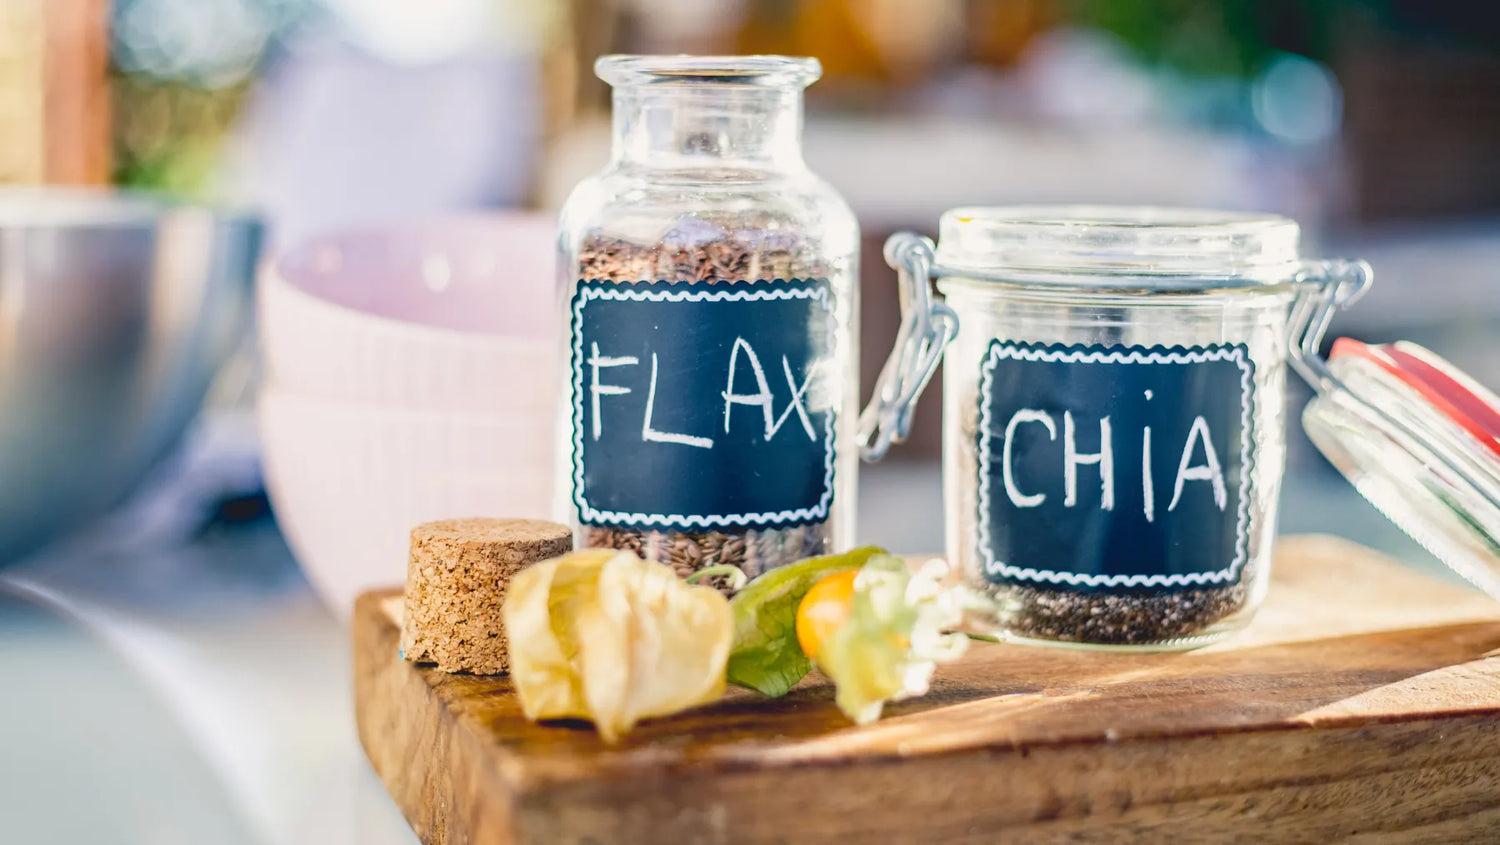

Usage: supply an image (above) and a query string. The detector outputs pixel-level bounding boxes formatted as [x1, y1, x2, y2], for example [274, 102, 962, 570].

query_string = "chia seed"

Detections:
[993, 581, 1251, 646]
[940, 280, 1287, 648]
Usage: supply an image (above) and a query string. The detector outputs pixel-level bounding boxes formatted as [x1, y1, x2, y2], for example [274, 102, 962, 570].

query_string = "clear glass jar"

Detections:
[863, 206, 1370, 651]
[554, 55, 860, 581]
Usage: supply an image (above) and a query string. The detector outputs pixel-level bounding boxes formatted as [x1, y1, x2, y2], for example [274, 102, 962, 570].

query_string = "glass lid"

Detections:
[935, 205, 1302, 287]
[1302, 339, 1500, 598]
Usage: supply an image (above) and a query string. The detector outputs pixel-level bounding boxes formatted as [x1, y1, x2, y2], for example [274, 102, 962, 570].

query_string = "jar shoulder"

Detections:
[559, 168, 859, 254]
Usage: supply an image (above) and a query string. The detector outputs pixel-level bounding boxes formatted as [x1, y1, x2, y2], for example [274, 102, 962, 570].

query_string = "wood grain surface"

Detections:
[353, 535, 1500, 844]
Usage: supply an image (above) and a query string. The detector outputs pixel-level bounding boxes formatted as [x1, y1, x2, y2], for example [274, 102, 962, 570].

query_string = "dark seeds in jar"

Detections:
[993, 581, 1250, 645]
[577, 221, 833, 585]
[957, 398, 1253, 644]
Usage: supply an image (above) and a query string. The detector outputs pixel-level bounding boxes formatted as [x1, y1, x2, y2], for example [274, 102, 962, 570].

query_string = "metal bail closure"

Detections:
[858, 232, 959, 461]
[1287, 257, 1374, 396]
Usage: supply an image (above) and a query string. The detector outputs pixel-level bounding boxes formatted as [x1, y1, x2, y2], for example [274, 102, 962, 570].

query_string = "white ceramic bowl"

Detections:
[259, 388, 556, 616]
[258, 213, 559, 413]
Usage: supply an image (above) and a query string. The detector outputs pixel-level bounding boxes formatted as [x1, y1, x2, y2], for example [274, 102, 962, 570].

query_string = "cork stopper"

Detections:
[401, 518, 572, 674]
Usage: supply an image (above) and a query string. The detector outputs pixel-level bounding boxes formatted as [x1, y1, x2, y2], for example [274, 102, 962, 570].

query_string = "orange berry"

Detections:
[796, 569, 859, 661]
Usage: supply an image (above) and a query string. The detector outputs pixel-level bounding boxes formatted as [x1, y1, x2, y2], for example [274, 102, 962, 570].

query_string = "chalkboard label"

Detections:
[977, 341, 1255, 591]
[569, 279, 837, 531]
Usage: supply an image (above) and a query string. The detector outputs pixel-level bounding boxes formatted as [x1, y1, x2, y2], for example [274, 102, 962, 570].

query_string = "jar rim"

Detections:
[936, 205, 1302, 285]
[596, 55, 821, 89]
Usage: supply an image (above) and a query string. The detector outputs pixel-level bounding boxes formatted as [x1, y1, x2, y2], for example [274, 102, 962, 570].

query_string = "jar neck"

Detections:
[609, 85, 805, 170]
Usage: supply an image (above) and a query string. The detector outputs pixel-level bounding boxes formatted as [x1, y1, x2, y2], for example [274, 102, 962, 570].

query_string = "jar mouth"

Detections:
[937, 205, 1301, 285]
[596, 55, 821, 89]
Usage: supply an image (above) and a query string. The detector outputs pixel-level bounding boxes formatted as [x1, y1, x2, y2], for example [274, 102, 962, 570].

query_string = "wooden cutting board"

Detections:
[353, 535, 1500, 844]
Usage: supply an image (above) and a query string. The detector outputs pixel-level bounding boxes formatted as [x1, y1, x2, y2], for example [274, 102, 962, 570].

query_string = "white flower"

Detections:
[816, 555, 968, 724]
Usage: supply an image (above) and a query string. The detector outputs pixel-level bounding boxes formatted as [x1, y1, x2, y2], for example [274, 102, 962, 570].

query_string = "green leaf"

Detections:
[725, 546, 884, 697]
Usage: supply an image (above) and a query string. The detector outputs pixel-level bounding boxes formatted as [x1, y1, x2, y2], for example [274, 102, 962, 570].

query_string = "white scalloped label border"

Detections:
[976, 342, 1255, 588]
[570, 280, 837, 529]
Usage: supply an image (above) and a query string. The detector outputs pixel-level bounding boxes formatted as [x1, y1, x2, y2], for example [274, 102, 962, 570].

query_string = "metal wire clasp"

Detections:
[1287, 258, 1374, 396]
[858, 232, 959, 461]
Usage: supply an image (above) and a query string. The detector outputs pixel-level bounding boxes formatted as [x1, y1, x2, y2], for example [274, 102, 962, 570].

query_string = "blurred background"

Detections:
[1, 1, 1498, 843]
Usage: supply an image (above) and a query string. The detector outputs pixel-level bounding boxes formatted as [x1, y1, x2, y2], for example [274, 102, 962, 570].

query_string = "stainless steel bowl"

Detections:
[0, 189, 262, 563]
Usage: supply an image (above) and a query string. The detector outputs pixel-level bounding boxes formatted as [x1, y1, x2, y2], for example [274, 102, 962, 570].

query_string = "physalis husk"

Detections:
[502, 549, 733, 743]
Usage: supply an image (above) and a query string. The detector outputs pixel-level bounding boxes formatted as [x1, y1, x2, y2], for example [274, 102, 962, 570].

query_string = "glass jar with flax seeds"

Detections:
[554, 55, 859, 583]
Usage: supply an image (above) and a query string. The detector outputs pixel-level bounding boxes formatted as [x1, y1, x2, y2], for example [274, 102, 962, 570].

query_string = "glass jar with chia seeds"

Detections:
[861, 206, 1373, 650]
[555, 55, 859, 582]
